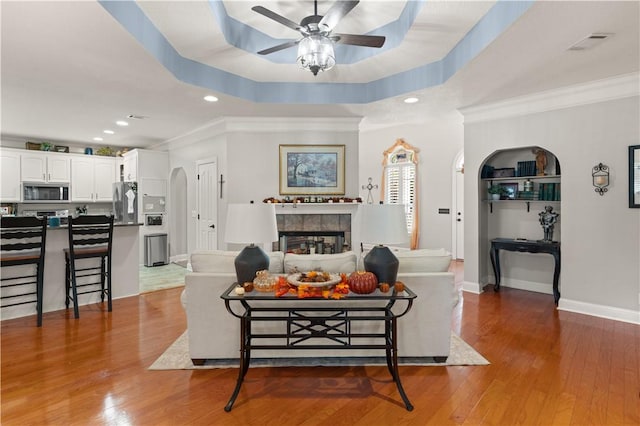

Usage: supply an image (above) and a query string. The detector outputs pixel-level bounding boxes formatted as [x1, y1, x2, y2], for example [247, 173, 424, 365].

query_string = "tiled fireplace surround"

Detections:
[275, 213, 352, 253]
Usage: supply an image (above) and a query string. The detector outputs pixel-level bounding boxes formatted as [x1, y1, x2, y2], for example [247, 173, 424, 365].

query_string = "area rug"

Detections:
[139, 263, 186, 293]
[149, 331, 489, 370]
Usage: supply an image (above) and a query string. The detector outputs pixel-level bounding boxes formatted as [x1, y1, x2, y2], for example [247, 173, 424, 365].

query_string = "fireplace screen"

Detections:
[277, 231, 345, 254]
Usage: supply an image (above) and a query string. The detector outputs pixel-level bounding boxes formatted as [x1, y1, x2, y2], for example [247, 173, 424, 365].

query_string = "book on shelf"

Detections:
[538, 183, 561, 201]
[517, 191, 537, 200]
[516, 160, 537, 177]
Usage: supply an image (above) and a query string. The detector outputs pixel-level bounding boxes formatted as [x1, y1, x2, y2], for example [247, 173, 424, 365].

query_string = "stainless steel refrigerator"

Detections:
[112, 182, 138, 224]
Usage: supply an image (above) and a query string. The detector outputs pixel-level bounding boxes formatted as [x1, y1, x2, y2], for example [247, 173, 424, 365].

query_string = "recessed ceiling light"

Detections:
[93, 137, 103, 142]
[103, 130, 115, 135]
[404, 97, 419, 104]
[116, 120, 129, 127]
[204, 95, 219, 102]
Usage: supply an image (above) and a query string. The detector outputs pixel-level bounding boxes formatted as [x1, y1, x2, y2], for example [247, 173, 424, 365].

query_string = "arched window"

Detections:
[381, 139, 419, 249]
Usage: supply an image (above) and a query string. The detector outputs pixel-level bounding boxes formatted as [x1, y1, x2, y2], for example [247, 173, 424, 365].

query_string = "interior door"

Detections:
[197, 159, 218, 250]
[455, 170, 464, 260]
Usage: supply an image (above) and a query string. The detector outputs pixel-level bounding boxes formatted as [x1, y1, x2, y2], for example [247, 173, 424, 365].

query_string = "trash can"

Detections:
[144, 233, 168, 267]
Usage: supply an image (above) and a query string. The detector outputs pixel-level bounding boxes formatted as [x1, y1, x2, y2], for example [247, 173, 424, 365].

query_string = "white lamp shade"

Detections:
[224, 203, 278, 244]
[358, 204, 409, 245]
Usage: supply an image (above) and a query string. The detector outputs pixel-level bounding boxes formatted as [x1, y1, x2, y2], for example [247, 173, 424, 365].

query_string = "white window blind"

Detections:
[384, 162, 416, 234]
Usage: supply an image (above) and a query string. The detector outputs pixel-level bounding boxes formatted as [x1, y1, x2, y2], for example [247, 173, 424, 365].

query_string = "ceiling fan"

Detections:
[252, 0, 386, 75]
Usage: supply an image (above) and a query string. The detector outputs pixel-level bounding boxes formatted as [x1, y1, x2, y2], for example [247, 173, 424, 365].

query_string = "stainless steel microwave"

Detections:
[22, 183, 70, 203]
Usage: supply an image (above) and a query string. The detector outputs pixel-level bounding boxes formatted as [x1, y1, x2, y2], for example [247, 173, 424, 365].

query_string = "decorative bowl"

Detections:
[287, 272, 341, 288]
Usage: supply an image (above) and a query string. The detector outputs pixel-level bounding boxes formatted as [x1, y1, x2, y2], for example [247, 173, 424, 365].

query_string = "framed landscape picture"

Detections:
[499, 182, 518, 200]
[279, 145, 345, 195]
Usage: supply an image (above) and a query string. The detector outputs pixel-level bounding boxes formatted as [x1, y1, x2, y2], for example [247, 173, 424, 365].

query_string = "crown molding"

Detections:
[223, 117, 362, 133]
[153, 116, 362, 151]
[151, 117, 229, 151]
[459, 72, 640, 124]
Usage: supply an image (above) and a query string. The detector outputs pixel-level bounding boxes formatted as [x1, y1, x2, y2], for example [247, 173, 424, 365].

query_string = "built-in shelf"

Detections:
[484, 173, 561, 213]
[481, 174, 561, 182]
[484, 199, 560, 213]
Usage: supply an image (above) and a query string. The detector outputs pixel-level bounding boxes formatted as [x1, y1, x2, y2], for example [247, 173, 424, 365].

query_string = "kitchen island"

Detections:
[1, 223, 141, 322]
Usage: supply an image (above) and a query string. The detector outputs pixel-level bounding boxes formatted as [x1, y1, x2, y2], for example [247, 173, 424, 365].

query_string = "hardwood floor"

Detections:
[2, 260, 638, 425]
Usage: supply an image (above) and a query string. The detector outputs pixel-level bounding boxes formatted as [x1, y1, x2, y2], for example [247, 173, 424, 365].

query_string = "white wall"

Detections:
[462, 76, 640, 323]
[162, 125, 228, 255]
[359, 117, 464, 251]
[161, 118, 360, 253]
[169, 167, 188, 258]
[225, 131, 360, 204]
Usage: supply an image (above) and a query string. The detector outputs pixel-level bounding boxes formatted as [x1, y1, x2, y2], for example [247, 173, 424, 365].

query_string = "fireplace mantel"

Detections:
[269, 202, 360, 215]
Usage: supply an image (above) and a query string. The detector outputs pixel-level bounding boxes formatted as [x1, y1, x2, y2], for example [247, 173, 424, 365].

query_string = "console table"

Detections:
[490, 238, 561, 304]
[221, 283, 417, 411]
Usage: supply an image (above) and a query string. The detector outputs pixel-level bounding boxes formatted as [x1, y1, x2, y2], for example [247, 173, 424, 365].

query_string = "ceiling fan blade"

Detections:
[257, 40, 300, 55]
[252, 6, 301, 32]
[319, 0, 360, 32]
[332, 33, 386, 48]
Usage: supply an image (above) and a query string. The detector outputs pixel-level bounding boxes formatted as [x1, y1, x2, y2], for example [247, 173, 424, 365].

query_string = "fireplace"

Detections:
[274, 213, 351, 254]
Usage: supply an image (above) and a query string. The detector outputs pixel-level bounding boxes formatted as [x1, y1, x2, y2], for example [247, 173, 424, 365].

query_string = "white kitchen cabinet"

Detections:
[21, 151, 70, 183]
[123, 149, 168, 182]
[0, 148, 22, 201]
[94, 157, 117, 201]
[122, 152, 137, 182]
[71, 156, 116, 202]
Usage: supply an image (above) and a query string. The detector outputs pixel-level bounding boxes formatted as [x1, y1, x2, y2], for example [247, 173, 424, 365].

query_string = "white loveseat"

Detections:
[182, 249, 456, 364]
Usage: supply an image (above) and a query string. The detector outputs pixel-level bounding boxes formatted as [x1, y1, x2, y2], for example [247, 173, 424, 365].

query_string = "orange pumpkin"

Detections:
[348, 271, 378, 294]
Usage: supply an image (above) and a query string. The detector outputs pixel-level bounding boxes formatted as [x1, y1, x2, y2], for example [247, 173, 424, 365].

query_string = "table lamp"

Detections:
[224, 202, 278, 284]
[358, 203, 409, 285]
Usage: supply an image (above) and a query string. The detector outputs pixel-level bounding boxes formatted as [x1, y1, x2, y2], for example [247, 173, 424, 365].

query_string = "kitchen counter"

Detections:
[1, 222, 141, 321]
[45, 222, 143, 229]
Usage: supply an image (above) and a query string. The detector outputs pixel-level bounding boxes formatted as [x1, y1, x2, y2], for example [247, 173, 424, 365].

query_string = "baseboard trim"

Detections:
[558, 299, 640, 325]
[462, 281, 483, 294]
[492, 277, 553, 295]
[460, 280, 639, 325]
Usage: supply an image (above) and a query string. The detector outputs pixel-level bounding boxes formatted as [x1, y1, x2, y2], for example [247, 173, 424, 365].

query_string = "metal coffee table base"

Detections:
[221, 284, 416, 411]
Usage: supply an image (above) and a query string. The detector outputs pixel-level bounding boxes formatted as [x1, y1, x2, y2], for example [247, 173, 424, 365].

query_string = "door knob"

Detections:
[209, 224, 215, 229]
[457, 219, 461, 222]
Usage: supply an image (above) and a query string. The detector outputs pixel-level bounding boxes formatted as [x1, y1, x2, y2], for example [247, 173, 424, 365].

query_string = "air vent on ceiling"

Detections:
[568, 33, 613, 51]
[127, 114, 147, 120]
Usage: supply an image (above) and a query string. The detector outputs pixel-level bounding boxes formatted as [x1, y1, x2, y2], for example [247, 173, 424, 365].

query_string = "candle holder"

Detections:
[592, 163, 609, 196]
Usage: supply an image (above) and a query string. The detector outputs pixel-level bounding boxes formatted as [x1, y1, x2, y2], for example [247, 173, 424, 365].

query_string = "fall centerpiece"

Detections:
[276, 273, 349, 299]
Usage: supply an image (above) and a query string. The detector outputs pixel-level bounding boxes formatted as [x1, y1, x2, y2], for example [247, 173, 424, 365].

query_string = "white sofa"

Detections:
[182, 249, 456, 364]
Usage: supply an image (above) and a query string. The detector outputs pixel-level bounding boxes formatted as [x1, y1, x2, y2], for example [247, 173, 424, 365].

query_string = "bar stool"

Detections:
[64, 215, 114, 318]
[0, 216, 48, 327]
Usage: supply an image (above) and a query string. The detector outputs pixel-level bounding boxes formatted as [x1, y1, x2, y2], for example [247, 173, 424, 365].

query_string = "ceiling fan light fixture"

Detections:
[297, 35, 335, 76]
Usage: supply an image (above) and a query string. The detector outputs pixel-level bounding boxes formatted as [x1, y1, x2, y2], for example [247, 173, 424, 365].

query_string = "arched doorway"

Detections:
[169, 167, 188, 262]
[478, 147, 561, 295]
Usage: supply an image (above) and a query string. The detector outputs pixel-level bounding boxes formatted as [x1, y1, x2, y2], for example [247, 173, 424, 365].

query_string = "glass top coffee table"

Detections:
[221, 282, 417, 411]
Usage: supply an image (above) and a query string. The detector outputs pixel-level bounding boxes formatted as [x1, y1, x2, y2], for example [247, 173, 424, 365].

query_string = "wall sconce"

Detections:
[592, 163, 609, 195]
